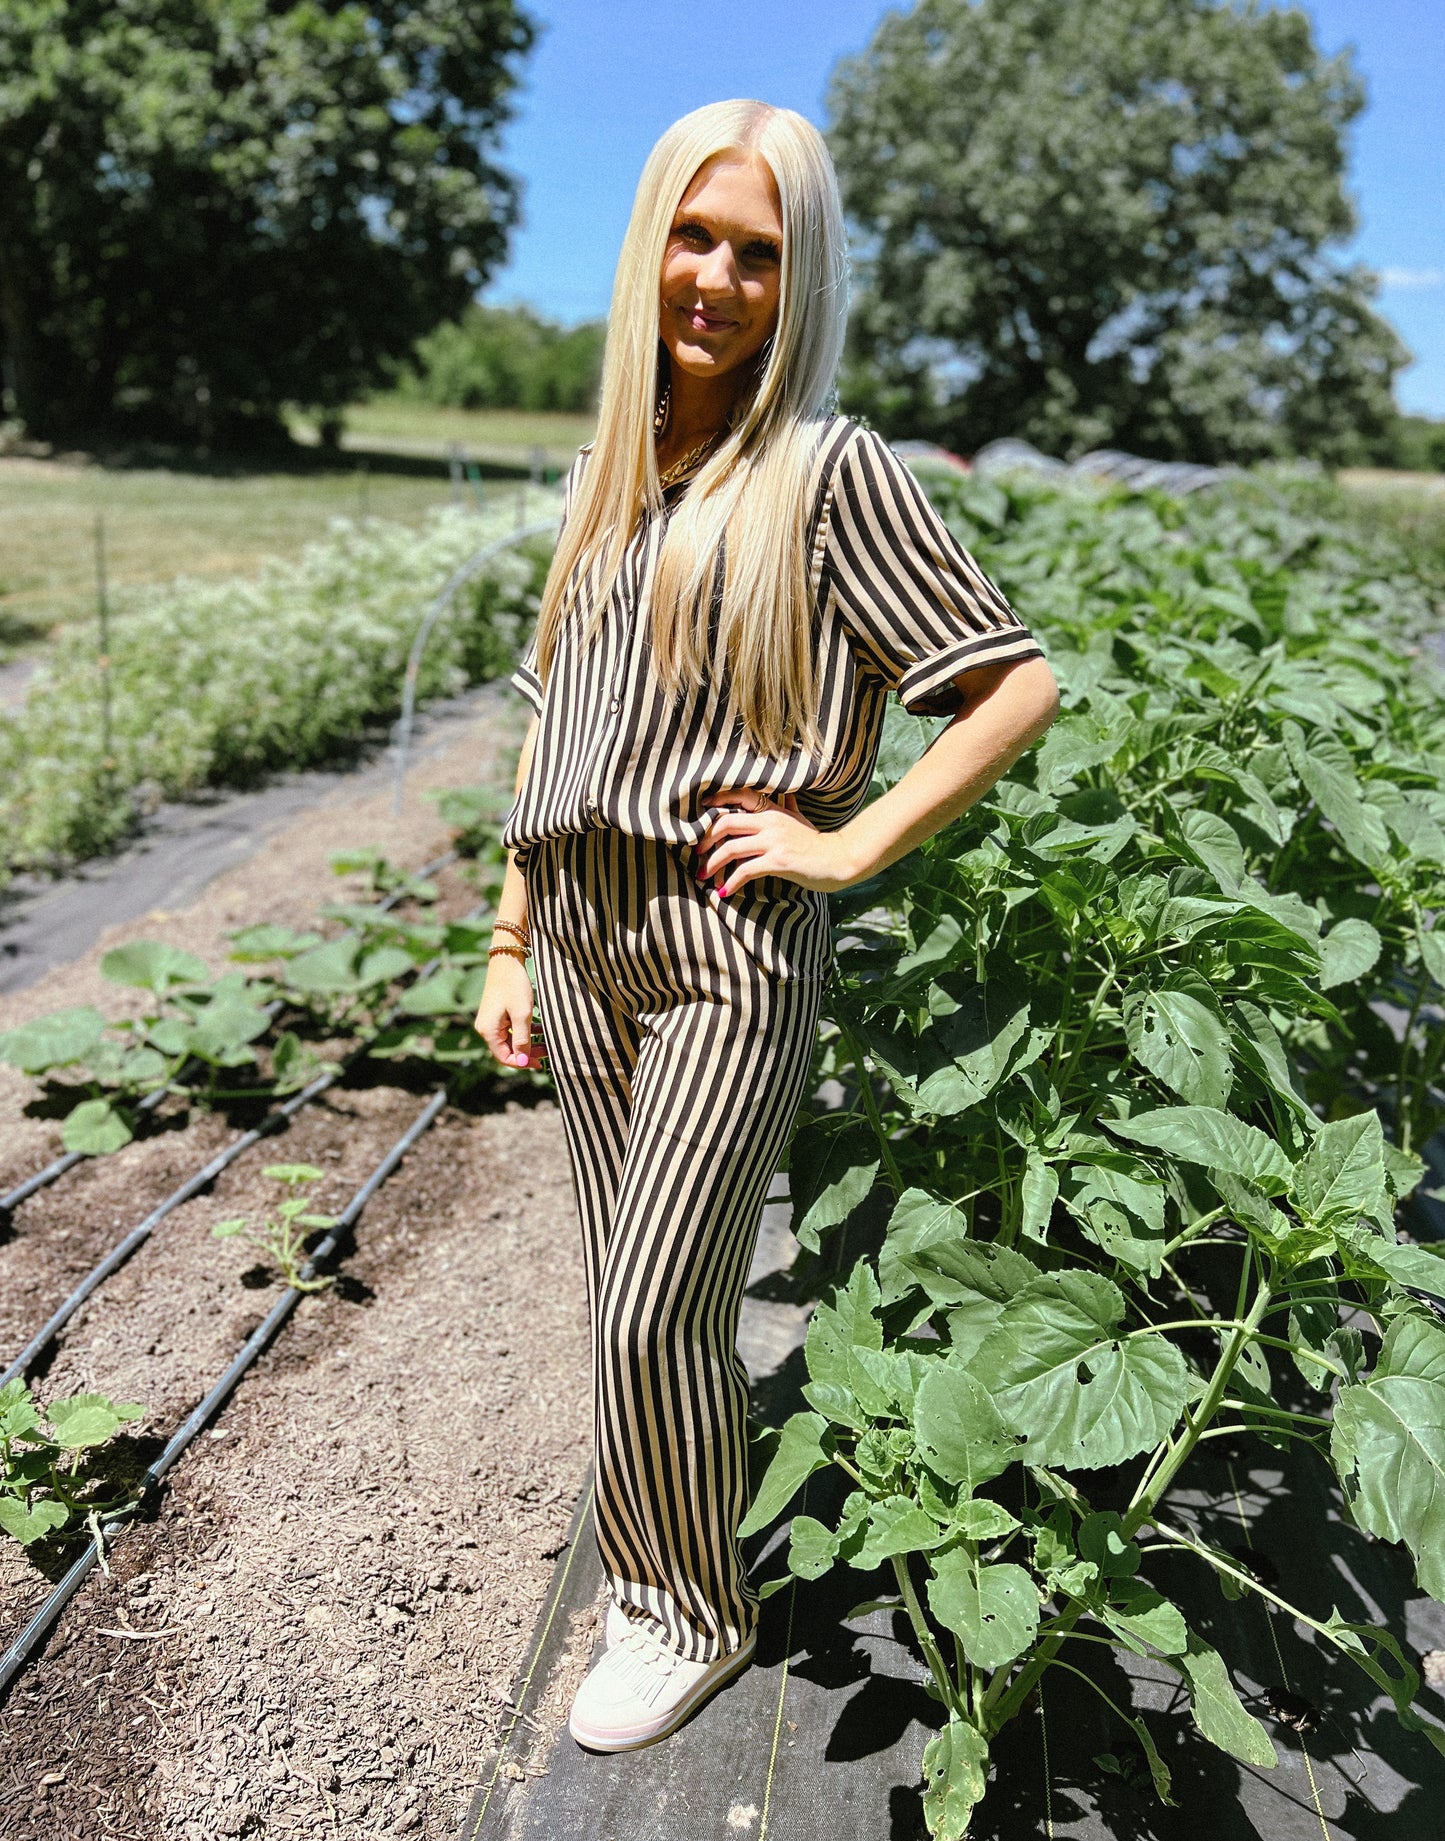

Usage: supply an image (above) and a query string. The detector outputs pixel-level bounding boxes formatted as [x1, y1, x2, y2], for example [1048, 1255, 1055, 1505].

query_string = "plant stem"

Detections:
[838, 1021, 906, 1196]
[1124, 1274, 1274, 1536]
[892, 1551, 962, 1718]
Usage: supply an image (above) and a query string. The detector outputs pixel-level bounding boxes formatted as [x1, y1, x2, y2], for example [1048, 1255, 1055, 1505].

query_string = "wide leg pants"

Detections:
[525, 827, 833, 1663]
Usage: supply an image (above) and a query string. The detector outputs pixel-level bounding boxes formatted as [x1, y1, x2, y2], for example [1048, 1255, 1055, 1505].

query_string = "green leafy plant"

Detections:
[0, 848, 475, 1150]
[0, 499, 549, 878]
[0, 1378, 145, 1554]
[754, 465, 1445, 1835]
[211, 1164, 340, 1291]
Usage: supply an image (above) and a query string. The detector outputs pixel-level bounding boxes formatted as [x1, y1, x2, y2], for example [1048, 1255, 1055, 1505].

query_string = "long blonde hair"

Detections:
[531, 99, 849, 759]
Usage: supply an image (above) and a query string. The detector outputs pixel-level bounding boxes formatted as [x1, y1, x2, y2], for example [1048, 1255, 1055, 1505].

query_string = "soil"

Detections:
[0, 698, 597, 1838]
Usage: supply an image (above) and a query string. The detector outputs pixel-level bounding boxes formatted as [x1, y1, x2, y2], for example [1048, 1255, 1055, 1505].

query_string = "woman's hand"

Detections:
[473, 957, 546, 1071]
[694, 788, 862, 897]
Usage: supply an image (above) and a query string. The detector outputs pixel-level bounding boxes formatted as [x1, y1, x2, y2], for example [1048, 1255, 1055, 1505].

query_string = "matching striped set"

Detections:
[501, 414, 1043, 1663]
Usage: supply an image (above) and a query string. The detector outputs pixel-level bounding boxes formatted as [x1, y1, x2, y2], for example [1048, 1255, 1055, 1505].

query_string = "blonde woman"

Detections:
[473, 98, 1059, 1753]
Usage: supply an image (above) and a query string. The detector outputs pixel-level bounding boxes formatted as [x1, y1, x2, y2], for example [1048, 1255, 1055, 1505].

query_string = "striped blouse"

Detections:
[500, 414, 1044, 880]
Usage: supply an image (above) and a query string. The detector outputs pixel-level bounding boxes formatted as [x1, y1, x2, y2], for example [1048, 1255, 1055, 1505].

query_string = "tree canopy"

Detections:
[0, 0, 534, 446]
[826, 0, 1408, 464]
[391, 302, 605, 414]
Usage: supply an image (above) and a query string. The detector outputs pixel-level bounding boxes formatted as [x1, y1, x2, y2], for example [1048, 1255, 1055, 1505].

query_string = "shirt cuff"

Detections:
[510, 659, 544, 716]
[896, 628, 1046, 718]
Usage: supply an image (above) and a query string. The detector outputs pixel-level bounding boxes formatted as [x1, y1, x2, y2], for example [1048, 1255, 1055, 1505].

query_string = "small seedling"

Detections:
[0, 1378, 145, 1554]
[212, 1163, 339, 1291]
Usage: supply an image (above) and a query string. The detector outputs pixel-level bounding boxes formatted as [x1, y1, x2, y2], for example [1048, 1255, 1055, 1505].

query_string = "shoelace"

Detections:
[608, 1626, 684, 1705]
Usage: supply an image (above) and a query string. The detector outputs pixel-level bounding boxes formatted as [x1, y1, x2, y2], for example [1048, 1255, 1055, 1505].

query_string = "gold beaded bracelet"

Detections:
[493, 918, 530, 945]
[487, 942, 529, 962]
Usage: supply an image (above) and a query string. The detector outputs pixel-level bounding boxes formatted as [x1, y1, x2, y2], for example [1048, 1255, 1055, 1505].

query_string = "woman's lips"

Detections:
[681, 306, 735, 332]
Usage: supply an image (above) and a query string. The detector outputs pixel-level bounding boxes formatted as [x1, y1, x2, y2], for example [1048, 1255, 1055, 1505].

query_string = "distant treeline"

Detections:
[1391, 415, 1445, 474]
[388, 304, 605, 415]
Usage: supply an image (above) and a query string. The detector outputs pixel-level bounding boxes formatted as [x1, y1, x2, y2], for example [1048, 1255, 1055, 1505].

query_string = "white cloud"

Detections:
[1380, 267, 1445, 290]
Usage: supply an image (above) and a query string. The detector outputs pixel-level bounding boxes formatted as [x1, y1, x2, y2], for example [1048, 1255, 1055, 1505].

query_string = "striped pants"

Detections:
[525, 827, 832, 1663]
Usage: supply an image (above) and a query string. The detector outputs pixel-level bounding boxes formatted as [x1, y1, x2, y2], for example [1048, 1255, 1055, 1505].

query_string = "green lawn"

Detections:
[0, 404, 595, 659]
[292, 398, 596, 470]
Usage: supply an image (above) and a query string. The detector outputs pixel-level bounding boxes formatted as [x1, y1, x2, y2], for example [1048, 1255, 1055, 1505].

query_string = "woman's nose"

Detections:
[696, 241, 739, 294]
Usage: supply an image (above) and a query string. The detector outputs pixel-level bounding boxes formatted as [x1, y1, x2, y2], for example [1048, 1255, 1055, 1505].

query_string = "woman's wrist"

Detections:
[827, 824, 883, 890]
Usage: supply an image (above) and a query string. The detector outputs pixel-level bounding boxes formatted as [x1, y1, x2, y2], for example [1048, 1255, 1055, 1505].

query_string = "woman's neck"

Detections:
[657, 367, 744, 460]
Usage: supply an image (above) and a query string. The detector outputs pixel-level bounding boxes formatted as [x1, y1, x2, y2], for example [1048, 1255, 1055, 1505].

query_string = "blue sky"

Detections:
[483, 1, 1444, 416]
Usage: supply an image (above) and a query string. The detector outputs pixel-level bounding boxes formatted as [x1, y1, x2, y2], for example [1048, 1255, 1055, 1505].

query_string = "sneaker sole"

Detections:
[568, 1634, 757, 1753]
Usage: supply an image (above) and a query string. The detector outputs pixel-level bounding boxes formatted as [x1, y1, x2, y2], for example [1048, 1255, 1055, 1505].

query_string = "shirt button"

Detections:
[609, 697, 620, 712]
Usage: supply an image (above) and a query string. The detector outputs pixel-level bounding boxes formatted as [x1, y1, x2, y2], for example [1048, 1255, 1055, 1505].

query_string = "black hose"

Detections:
[0, 848, 458, 1220]
[0, 1086, 448, 1699]
[1, 894, 485, 1385]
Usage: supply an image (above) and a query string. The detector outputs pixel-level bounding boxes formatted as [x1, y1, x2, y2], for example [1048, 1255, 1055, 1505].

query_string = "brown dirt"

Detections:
[0, 700, 596, 1839]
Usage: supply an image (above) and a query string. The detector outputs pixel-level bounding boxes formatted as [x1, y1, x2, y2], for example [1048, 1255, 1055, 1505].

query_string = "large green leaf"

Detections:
[45, 1392, 144, 1450]
[0, 1498, 69, 1546]
[185, 997, 272, 1064]
[805, 1263, 887, 1416]
[1322, 1616, 1445, 1759]
[0, 1006, 107, 1074]
[1172, 1634, 1276, 1767]
[100, 940, 207, 993]
[60, 1098, 134, 1156]
[0, 1379, 42, 1441]
[284, 938, 363, 994]
[1339, 1226, 1445, 1303]
[1282, 721, 1389, 868]
[1319, 917, 1382, 990]
[974, 1271, 1191, 1469]
[928, 1555, 1040, 1671]
[921, 1719, 990, 1841]
[1332, 1314, 1445, 1599]
[1062, 1164, 1167, 1276]
[788, 1115, 880, 1254]
[1099, 1580, 1189, 1656]
[913, 1359, 1019, 1492]
[1104, 1105, 1292, 1194]
[398, 968, 465, 1016]
[738, 1412, 832, 1539]
[881, 1191, 1040, 1331]
[869, 981, 1036, 1118]
[1173, 809, 1247, 895]
[854, 1495, 949, 1568]
[1289, 1112, 1388, 1231]
[786, 1514, 837, 1581]
[1123, 983, 1232, 1108]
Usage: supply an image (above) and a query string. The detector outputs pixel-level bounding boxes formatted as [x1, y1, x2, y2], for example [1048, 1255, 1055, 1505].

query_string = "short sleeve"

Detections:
[510, 625, 544, 716]
[508, 444, 592, 717]
[823, 426, 1045, 717]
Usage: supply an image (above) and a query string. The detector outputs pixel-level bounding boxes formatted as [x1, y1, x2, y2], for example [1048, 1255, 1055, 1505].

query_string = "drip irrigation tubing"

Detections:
[0, 1086, 449, 1700]
[0, 847, 458, 1219]
[0, 892, 487, 1387]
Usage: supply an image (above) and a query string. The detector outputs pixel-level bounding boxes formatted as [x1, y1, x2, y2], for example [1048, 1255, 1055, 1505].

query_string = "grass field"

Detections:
[0, 404, 594, 660]
[289, 398, 597, 469]
[2, 408, 1436, 671]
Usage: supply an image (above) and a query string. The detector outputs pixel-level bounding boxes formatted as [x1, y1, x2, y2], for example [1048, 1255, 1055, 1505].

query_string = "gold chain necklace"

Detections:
[658, 428, 723, 489]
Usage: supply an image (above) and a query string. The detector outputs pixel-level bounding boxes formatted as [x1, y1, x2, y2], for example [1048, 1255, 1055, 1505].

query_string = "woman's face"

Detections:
[659, 151, 783, 395]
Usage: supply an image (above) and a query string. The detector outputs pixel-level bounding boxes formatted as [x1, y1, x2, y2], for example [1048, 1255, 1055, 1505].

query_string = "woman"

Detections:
[473, 98, 1059, 1754]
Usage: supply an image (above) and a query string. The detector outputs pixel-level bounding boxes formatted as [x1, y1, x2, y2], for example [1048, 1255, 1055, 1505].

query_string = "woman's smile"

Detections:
[678, 305, 736, 333]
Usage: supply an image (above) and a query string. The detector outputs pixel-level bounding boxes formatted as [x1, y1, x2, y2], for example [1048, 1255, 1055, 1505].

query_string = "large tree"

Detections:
[826, 0, 1407, 464]
[0, 0, 533, 445]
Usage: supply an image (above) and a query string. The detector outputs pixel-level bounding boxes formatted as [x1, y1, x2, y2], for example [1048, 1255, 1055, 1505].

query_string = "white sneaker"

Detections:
[569, 1623, 756, 1752]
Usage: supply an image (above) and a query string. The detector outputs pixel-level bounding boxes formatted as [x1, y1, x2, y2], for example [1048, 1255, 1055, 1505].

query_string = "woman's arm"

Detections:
[696, 655, 1060, 896]
[472, 714, 547, 1069]
[833, 654, 1059, 883]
